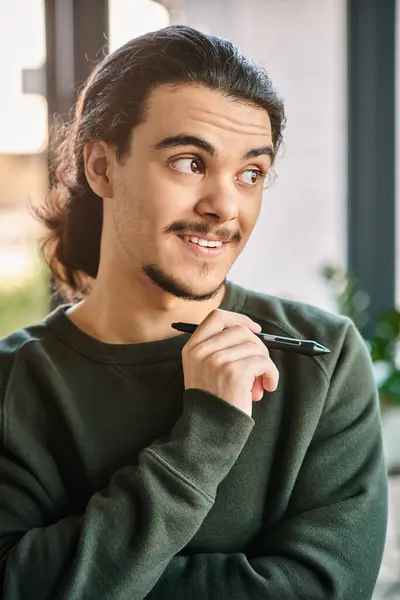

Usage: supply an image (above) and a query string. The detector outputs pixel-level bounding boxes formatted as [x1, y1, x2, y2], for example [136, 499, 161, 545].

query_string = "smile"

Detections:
[177, 235, 228, 258]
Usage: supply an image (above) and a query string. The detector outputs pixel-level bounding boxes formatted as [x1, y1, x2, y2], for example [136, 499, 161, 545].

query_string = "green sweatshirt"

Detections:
[0, 280, 387, 599]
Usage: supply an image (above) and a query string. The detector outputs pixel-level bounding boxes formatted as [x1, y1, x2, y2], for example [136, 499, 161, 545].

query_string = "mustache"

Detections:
[165, 221, 241, 243]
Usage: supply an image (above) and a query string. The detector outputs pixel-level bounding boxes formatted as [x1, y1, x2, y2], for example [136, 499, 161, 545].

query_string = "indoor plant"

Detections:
[322, 265, 400, 470]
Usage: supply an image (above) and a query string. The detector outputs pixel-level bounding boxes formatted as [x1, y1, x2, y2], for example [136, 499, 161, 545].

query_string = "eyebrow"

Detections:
[152, 134, 275, 162]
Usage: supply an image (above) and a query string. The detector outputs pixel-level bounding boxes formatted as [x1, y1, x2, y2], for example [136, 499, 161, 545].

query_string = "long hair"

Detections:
[35, 25, 286, 300]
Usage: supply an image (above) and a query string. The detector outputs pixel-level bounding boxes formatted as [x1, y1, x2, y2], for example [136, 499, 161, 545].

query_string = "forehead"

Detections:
[139, 84, 273, 148]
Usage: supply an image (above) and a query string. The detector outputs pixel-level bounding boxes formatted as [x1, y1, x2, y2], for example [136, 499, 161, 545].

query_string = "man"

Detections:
[0, 25, 387, 599]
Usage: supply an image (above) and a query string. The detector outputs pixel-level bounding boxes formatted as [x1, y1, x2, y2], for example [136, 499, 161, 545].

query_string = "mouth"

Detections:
[176, 234, 229, 258]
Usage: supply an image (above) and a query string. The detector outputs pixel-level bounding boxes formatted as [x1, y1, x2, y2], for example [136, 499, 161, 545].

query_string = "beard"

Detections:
[141, 263, 226, 301]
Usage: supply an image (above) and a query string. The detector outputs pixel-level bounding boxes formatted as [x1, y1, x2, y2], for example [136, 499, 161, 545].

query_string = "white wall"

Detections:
[174, 0, 347, 311]
[396, 0, 400, 307]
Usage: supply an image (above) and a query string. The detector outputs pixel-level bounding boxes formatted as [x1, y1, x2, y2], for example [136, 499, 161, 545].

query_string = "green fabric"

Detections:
[0, 280, 387, 599]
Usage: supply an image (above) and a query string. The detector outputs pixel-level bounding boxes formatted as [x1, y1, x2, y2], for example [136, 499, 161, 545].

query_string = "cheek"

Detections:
[113, 185, 169, 249]
[112, 187, 146, 252]
[240, 196, 263, 235]
[137, 164, 183, 216]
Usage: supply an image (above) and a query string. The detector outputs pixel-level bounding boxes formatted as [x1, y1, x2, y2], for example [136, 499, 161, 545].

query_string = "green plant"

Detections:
[322, 264, 400, 407]
[321, 265, 370, 331]
[369, 310, 400, 407]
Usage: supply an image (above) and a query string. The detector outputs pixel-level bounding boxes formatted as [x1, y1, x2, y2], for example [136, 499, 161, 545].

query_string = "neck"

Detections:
[65, 271, 227, 345]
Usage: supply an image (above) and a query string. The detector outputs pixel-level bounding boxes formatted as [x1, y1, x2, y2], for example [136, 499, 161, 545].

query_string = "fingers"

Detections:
[185, 309, 261, 349]
[210, 341, 267, 366]
[189, 323, 266, 360]
[182, 308, 279, 403]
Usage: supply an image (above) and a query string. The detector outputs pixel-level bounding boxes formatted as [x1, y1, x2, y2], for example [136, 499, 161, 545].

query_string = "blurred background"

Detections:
[0, 0, 398, 596]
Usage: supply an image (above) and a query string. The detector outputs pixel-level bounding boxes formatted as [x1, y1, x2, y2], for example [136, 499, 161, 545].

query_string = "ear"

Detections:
[84, 141, 114, 198]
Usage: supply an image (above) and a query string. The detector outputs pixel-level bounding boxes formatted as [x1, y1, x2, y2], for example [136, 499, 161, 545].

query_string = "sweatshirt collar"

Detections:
[45, 279, 247, 364]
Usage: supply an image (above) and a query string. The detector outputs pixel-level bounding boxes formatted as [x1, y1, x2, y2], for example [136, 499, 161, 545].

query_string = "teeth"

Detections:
[184, 236, 223, 248]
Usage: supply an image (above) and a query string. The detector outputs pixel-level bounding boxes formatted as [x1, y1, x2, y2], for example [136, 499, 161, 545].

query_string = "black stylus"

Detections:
[171, 322, 331, 356]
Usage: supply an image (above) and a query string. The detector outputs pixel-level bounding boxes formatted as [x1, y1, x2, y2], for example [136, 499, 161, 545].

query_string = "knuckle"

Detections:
[222, 360, 237, 378]
[190, 345, 204, 361]
[231, 324, 247, 334]
[210, 349, 225, 367]
[263, 345, 271, 359]
[210, 308, 223, 321]
[237, 324, 253, 337]
[253, 335, 268, 350]
[182, 341, 195, 357]
[247, 341, 260, 353]
[266, 357, 275, 372]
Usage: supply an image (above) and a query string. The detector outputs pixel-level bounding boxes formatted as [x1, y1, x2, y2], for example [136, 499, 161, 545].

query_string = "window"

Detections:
[108, 0, 170, 52]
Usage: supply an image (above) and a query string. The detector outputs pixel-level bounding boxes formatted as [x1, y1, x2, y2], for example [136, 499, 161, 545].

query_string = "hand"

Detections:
[181, 309, 279, 417]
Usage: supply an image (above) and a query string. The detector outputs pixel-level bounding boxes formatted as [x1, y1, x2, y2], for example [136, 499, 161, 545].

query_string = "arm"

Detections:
[145, 321, 388, 600]
[0, 388, 254, 600]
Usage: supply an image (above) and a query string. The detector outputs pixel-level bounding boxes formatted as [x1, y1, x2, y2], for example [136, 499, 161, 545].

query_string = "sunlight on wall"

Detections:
[109, 0, 170, 52]
[0, 0, 47, 154]
[0, 209, 40, 287]
[0, 0, 170, 153]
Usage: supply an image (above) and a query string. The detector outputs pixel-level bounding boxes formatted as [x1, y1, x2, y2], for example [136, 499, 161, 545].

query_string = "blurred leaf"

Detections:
[370, 310, 400, 364]
[379, 371, 400, 406]
[321, 263, 400, 407]
[320, 264, 370, 331]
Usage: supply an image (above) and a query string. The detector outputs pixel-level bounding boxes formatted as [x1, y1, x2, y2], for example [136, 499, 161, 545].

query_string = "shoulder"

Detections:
[0, 317, 56, 389]
[237, 283, 351, 341]
[0, 316, 62, 446]
[234, 283, 368, 377]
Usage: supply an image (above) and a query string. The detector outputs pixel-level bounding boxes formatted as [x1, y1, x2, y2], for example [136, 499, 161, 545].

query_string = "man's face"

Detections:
[109, 84, 273, 301]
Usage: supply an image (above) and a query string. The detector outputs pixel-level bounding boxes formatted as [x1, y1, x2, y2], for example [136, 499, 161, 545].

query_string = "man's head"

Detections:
[39, 25, 285, 301]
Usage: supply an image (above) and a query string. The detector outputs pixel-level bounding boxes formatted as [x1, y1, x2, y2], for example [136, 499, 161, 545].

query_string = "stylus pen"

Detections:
[171, 322, 331, 356]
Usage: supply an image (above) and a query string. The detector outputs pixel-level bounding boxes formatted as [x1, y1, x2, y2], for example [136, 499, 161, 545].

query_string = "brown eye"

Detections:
[237, 169, 262, 186]
[170, 158, 204, 175]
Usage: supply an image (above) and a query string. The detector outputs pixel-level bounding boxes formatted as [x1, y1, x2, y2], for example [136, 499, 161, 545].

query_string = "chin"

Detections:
[142, 263, 226, 301]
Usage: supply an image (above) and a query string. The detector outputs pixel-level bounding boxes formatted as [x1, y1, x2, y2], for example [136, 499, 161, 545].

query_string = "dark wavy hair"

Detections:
[35, 25, 286, 300]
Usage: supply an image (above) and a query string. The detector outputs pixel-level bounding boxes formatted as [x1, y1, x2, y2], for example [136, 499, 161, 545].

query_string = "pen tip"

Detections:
[315, 346, 331, 355]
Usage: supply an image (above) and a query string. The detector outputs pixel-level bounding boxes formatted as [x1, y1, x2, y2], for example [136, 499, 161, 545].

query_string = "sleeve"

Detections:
[0, 387, 254, 600]
[144, 321, 388, 600]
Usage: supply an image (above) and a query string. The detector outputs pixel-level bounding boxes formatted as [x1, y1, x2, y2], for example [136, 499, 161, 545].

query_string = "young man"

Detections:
[0, 25, 387, 599]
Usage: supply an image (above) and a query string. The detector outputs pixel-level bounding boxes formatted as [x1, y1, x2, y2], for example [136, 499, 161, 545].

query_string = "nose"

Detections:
[194, 177, 239, 224]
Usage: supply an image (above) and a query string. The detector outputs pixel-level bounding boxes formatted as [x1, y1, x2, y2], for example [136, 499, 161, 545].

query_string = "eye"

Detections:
[170, 157, 204, 175]
[236, 169, 265, 186]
